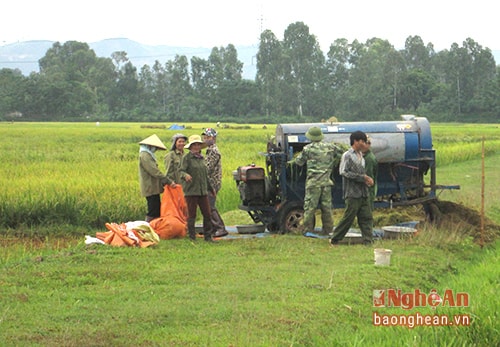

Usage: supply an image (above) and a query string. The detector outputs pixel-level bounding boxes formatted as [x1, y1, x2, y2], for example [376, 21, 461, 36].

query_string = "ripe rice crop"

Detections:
[0, 121, 498, 233]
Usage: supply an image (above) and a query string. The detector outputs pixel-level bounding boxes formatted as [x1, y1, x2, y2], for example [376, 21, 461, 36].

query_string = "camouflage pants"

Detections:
[302, 186, 333, 234]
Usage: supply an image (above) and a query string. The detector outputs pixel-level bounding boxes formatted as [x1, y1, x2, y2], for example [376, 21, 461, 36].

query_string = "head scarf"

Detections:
[139, 144, 157, 161]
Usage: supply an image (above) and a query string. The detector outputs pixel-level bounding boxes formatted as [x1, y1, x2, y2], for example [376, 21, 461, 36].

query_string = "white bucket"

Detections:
[374, 248, 392, 266]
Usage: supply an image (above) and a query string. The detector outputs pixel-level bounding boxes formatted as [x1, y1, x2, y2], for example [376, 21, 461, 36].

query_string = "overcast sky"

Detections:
[1, 0, 498, 51]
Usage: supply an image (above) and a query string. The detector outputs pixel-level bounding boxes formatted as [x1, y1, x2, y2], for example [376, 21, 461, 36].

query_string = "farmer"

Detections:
[138, 134, 170, 222]
[288, 126, 344, 235]
[330, 130, 374, 246]
[179, 135, 215, 242]
[202, 127, 228, 238]
[164, 133, 188, 187]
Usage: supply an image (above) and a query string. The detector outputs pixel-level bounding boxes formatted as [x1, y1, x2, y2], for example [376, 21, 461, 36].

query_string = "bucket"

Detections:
[374, 248, 392, 266]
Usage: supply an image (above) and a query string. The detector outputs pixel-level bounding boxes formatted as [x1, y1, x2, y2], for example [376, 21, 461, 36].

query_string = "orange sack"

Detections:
[150, 185, 187, 239]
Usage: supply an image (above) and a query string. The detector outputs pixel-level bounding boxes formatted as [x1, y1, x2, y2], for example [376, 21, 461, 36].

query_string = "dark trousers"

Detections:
[146, 194, 161, 219]
[332, 197, 373, 243]
[208, 191, 226, 233]
[185, 195, 213, 239]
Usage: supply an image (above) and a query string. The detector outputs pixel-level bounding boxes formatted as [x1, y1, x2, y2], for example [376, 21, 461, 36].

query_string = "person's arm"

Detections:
[339, 151, 366, 183]
[289, 147, 308, 166]
[179, 154, 192, 182]
[163, 152, 175, 185]
[205, 148, 220, 173]
[140, 152, 165, 179]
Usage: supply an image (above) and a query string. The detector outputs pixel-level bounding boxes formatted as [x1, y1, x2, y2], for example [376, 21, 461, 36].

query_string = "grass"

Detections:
[1, 233, 498, 346]
[1, 121, 499, 346]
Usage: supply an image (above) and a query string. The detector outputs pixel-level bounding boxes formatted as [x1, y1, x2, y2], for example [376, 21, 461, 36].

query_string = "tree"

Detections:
[256, 29, 284, 116]
[326, 38, 353, 117]
[0, 69, 26, 118]
[109, 61, 141, 120]
[189, 56, 211, 116]
[37, 41, 99, 118]
[165, 55, 192, 118]
[398, 69, 436, 111]
[282, 21, 325, 118]
[402, 35, 434, 70]
[348, 38, 401, 119]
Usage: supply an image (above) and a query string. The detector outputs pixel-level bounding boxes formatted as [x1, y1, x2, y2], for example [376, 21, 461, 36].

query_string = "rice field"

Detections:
[0, 121, 498, 235]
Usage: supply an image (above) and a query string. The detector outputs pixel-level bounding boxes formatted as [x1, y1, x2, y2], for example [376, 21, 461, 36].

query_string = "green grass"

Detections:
[1, 233, 498, 346]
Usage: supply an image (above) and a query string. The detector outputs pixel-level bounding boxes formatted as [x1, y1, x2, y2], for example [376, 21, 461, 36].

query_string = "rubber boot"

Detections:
[203, 215, 215, 242]
[187, 218, 196, 240]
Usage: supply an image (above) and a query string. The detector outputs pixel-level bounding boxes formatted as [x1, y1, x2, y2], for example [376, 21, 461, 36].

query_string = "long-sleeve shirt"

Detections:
[363, 149, 378, 198]
[164, 149, 184, 185]
[339, 147, 369, 199]
[205, 144, 222, 193]
[138, 151, 168, 197]
[179, 152, 212, 196]
[292, 141, 343, 188]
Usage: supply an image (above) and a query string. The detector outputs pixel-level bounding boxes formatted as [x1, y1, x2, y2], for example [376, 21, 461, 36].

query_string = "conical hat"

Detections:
[139, 134, 167, 150]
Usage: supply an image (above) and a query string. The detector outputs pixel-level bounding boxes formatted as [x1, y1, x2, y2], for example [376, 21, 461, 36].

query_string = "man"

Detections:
[330, 130, 374, 245]
[363, 136, 378, 211]
[202, 127, 228, 237]
[289, 126, 343, 235]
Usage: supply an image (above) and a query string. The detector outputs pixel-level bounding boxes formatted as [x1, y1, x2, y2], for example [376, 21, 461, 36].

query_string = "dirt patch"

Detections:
[373, 200, 500, 244]
[433, 200, 500, 243]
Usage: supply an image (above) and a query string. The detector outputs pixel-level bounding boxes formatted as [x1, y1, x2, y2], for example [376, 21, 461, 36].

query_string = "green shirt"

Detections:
[164, 149, 184, 185]
[179, 152, 212, 196]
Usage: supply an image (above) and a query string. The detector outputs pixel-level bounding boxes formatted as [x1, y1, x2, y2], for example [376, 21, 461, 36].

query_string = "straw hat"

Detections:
[185, 134, 207, 149]
[305, 126, 324, 142]
[139, 134, 167, 150]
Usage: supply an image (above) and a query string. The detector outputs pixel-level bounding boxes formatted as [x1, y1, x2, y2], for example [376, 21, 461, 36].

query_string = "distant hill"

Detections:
[0, 38, 259, 80]
[1, 38, 499, 81]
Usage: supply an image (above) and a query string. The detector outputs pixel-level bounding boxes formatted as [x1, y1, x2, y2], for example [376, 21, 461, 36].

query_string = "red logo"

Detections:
[373, 289, 468, 310]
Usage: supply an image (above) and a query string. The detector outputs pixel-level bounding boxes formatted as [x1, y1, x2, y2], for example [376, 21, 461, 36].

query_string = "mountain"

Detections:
[0, 38, 258, 80]
[1, 38, 499, 80]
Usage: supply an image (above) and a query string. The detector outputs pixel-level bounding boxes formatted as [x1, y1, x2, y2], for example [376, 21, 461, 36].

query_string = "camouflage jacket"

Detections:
[205, 144, 222, 192]
[292, 141, 344, 188]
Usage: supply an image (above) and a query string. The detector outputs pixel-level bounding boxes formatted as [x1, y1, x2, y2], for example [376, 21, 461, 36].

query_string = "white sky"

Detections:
[1, 0, 498, 51]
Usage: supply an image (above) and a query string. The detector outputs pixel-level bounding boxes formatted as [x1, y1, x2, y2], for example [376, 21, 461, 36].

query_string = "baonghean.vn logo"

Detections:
[373, 289, 469, 310]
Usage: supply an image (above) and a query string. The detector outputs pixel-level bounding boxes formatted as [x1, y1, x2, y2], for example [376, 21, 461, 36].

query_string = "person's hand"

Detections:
[171, 182, 177, 188]
[365, 175, 374, 187]
[185, 174, 192, 182]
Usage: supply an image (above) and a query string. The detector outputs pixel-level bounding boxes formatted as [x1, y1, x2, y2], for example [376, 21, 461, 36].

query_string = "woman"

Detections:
[179, 134, 215, 241]
[164, 133, 188, 187]
[138, 134, 169, 222]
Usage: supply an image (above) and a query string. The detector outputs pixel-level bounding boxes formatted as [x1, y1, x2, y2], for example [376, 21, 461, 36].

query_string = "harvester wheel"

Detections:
[279, 202, 304, 234]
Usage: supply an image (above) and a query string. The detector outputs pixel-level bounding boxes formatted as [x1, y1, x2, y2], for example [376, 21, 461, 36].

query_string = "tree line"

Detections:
[0, 22, 498, 123]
